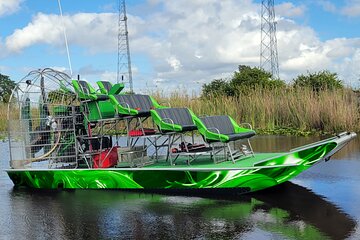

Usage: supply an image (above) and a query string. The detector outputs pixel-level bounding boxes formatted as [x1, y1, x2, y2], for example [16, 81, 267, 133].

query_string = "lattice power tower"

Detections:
[260, 0, 279, 79]
[117, 0, 133, 92]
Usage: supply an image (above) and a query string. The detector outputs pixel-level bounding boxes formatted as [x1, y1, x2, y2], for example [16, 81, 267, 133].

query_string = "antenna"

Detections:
[260, 0, 279, 79]
[117, 0, 133, 92]
[57, 0, 73, 77]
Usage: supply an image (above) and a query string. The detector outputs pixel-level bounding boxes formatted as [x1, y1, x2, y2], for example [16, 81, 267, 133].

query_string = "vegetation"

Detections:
[293, 70, 343, 92]
[0, 67, 358, 136]
[156, 66, 358, 135]
[0, 73, 16, 103]
[0, 103, 7, 137]
[202, 65, 285, 97]
[151, 88, 359, 136]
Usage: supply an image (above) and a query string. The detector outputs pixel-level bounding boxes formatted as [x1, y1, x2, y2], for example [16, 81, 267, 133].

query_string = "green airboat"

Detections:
[5, 68, 356, 193]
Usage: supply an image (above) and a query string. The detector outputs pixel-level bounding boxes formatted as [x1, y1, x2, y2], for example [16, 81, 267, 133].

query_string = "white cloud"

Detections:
[341, 0, 360, 17]
[317, 0, 337, 13]
[5, 12, 118, 53]
[275, 2, 306, 17]
[166, 56, 182, 71]
[318, 0, 360, 17]
[100, 71, 117, 82]
[135, 0, 359, 87]
[3, 0, 360, 90]
[0, 0, 22, 17]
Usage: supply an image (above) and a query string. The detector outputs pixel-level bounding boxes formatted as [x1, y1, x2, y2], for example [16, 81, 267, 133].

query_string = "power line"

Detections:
[57, 0, 73, 77]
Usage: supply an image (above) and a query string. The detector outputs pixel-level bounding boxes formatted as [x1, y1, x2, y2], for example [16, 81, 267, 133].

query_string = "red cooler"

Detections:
[93, 147, 118, 168]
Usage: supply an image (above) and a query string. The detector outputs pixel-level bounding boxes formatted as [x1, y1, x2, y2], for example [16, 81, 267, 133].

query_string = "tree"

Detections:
[230, 65, 285, 91]
[293, 70, 343, 91]
[0, 74, 16, 103]
[201, 79, 234, 98]
[201, 65, 285, 97]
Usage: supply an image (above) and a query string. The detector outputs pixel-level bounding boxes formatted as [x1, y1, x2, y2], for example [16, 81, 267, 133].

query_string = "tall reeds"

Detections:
[0, 88, 359, 134]
[150, 88, 360, 134]
[0, 103, 7, 133]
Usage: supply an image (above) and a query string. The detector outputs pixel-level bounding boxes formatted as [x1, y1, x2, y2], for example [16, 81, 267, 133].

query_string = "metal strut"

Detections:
[260, 0, 279, 79]
[117, 0, 133, 92]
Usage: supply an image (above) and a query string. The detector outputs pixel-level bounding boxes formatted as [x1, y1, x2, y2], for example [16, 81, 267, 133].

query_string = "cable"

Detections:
[57, 0, 73, 77]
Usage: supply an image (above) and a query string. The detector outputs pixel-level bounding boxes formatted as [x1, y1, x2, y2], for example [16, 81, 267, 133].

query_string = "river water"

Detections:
[0, 135, 359, 240]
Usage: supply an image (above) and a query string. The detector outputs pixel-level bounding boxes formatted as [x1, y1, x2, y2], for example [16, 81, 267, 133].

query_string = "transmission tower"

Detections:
[260, 0, 279, 79]
[117, 0, 133, 92]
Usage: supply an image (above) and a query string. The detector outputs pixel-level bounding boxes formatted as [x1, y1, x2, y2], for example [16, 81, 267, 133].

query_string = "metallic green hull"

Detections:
[6, 132, 356, 193]
[8, 165, 306, 193]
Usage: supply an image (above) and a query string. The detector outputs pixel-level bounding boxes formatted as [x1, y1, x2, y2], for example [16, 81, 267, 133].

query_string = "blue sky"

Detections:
[1, 0, 360, 92]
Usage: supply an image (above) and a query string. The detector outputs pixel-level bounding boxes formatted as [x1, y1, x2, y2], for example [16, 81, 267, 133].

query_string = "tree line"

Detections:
[201, 65, 344, 98]
[0, 66, 346, 103]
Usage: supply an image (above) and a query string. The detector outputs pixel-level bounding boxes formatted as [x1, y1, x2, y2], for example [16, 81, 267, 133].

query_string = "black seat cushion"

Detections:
[180, 125, 197, 131]
[227, 132, 256, 142]
[155, 108, 196, 131]
[96, 94, 109, 100]
[114, 94, 154, 116]
[100, 81, 112, 93]
[78, 80, 109, 101]
[200, 115, 255, 143]
[199, 115, 235, 135]
[78, 80, 91, 95]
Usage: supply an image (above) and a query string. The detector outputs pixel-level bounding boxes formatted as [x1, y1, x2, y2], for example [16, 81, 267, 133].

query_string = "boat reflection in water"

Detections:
[5, 182, 355, 240]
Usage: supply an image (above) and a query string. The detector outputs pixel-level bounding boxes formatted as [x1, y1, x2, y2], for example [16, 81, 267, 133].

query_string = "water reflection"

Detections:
[1, 182, 355, 240]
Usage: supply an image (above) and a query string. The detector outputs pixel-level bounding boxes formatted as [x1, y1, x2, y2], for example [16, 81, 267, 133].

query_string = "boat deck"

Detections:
[135, 152, 289, 170]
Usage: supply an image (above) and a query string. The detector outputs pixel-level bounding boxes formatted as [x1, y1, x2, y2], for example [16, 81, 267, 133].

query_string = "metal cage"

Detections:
[7, 68, 78, 169]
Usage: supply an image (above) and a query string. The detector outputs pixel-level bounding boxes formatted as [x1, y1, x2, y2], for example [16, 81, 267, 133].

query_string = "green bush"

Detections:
[230, 65, 285, 91]
[0, 74, 16, 103]
[201, 79, 233, 97]
[293, 70, 343, 91]
[201, 65, 285, 97]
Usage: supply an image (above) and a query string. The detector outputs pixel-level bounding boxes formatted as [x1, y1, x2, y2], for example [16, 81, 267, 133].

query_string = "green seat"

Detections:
[193, 115, 255, 163]
[151, 108, 197, 133]
[97, 81, 124, 95]
[72, 80, 108, 101]
[109, 94, 165, 117]
[194, 115, 255, 143]
[72, 80, 115, 121]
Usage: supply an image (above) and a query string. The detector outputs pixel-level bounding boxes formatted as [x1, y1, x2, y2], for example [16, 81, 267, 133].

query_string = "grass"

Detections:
[151, 88, 360, 135]
[1, 88, 359, 135]
[0, 103, 7, 136]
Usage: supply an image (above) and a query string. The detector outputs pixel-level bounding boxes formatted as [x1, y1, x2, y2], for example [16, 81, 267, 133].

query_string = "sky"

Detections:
[0, 0, 360, 93]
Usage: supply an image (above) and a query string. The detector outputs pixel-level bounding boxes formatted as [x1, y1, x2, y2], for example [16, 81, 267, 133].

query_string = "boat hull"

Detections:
[7, 165, 306, 193]
[6, 132, 357, 193]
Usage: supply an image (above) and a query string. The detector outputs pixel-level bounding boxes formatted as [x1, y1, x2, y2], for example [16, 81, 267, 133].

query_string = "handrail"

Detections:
[206, 127, 221, 142]
[239, 123, 253, 130]
[207, 127, 221, 134]
[160, 117, 176, 131]
[118, 101, 131, 114]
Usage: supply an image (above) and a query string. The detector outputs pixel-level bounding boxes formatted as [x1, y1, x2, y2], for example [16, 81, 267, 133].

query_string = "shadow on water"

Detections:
[2, 182, 356, 240]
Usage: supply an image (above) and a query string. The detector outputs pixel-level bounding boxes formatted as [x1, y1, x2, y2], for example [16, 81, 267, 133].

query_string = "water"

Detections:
[1, 136, 359, 240]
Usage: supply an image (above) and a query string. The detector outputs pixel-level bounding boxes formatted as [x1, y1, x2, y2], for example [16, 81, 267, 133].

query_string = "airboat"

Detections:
[5, 68, 356, 193]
